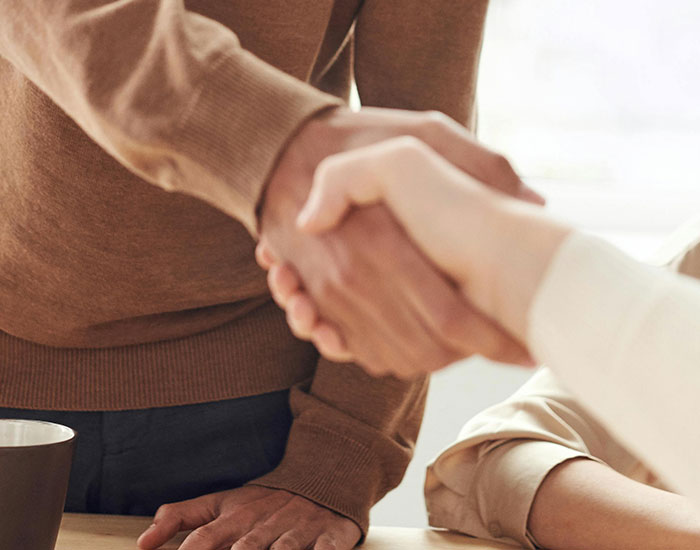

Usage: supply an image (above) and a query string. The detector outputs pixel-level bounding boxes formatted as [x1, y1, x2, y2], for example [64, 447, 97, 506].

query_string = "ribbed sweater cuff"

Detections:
[247, 420, 380, 537]
[171, 50, 343, 236]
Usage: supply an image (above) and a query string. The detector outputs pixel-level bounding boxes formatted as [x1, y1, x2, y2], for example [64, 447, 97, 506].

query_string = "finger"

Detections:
[286, 293, 319, 340]
[255, 240, 277, 270]
[268, 263, 302, 308]
[382, 220, 531, 370]
[314, 533, 338, 550]
[297, 150, 387, 233]
[310, 322, 354, 363]
[313, 523, 361, 550]
[137, 499, 217, 550]
[230, 525, 283, 550]
[178, 517, 240, 550]
[436, 301, 533, 367]
[306, 206, 458, 376]
[415, 112, 545, 204]
[270, 530, 311, 550]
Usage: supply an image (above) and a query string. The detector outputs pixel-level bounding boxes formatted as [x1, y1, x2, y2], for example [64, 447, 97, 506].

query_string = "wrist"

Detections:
[258, 106, 348, 234]
[467, 197, 571, 343]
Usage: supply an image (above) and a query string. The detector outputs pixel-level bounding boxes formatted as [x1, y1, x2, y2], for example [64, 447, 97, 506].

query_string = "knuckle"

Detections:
[361, 359, 388, 378]
[154, 503, 176, 520]
[388, 136, 433, 170]
[236, 532, 265, 549]
[424, 109, 451, 126]
[418, 110, 451, 136]
[287, 319, 306, 340]
[391, 135, 426, 156]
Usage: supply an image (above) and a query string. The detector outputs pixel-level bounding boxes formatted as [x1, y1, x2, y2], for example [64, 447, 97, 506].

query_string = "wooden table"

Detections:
[56, 514, 519, 549]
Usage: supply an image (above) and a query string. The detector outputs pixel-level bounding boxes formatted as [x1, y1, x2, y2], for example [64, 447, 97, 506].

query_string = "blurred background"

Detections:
[370, 0, 700, 528]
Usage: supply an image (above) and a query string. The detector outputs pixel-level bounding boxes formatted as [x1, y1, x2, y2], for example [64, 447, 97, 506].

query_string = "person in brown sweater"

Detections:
[0, 2, 533, 549]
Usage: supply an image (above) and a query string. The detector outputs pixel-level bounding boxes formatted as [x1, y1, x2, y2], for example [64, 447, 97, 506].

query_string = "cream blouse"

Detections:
[426, 221, 700, 548]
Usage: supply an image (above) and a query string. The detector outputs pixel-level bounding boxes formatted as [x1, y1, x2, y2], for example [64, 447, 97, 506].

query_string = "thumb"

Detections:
[137, 497, 216, 549]
[297, 146, 388, 233]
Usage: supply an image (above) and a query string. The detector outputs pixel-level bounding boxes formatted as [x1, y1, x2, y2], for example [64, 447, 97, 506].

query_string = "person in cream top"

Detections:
[258, 136, 700, 548]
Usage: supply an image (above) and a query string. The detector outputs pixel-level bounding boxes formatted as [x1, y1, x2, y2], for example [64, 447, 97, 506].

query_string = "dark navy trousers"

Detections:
[0, 391, 292, 515]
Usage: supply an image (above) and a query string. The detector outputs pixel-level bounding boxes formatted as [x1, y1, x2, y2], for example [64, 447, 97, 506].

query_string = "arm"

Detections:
[0, 0, 339, 234]
[249, 357, 429, 534]
[4, 5, 534, 549]
[426, 368, 700, 549]
[528, 230, 700, 506]
[267, 136, 553, 366]
[354, 0, 489, 127]
[244, 0, 533, 537]
[529, 458, 700, 550]
[270, 136, 700, 519]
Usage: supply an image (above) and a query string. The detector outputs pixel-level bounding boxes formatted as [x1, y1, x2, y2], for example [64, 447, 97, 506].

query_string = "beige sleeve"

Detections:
[527, 230, 700, 506]
[0, 1, 341, 236]
[425, 368, 642, 549]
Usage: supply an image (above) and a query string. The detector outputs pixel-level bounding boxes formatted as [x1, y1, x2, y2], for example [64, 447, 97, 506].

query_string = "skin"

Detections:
[139, 109, 542, 550]
[137, 487, 360, 550]
[259, 108, 541, 377]
[258, 137, 700, 549]
[258, 136, 568, 371]
[529, 458, 700, 550]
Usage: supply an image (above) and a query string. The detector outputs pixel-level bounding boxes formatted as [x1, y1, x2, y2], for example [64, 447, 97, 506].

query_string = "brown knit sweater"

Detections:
[0, 0, 487, 532]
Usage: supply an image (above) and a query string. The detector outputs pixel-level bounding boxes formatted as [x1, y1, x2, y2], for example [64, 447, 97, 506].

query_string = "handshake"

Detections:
[257, 106, 569, 379]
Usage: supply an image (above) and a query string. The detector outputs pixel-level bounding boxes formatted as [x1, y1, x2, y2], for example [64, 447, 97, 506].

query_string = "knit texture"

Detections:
[0, 0, 487, 533]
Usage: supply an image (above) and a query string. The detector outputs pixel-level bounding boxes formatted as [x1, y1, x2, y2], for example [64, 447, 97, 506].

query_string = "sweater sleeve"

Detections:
[528, 232, 700, 504]
[425, 368, 639, 549]
[246, 1, 488, 534]
[0, 1, 341, 236]
[354, 0, 488, 126]
[248, 357, 428, 537]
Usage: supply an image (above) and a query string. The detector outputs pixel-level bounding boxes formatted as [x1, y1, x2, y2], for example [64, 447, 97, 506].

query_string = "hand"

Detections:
[255, 245, 352, 363]
[259, 109, 537, 377]
[137, 486, 361, 550]
[257, 136, 565, 370]
[257, 247, 535, 369]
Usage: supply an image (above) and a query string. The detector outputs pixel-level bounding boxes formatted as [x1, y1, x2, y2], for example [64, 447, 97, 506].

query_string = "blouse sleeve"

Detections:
[425, 368, 640, 549]
[528, 231, 700, 503]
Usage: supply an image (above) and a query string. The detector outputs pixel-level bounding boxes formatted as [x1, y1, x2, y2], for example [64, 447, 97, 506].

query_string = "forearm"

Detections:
[250, 357, 428, 535]
[470, 197, 571, 343]
[529, 458, 700, 550]
[297, 137, 560, 348]
[384, 173, 571, 343]
[0, 1, 337, 233]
